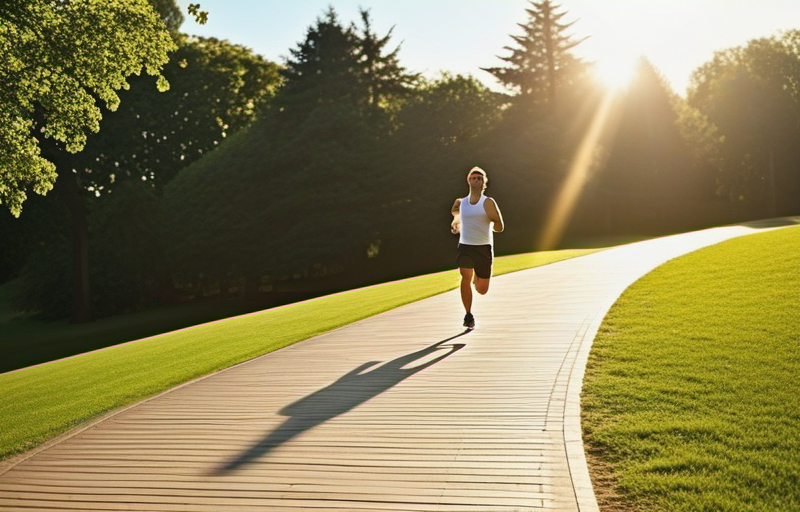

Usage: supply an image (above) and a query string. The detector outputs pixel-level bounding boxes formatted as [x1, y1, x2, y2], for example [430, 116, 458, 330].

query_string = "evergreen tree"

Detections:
[601, 60, 691, 195]
[356, 9, 419, 110]
[276, 8, 364, 123]
[163, 7, 418, 291]
[477, 0, 593, 251]
[482, 0, 586, 107]
[273, 8, 416, 141]
[564, 58, 724, 238]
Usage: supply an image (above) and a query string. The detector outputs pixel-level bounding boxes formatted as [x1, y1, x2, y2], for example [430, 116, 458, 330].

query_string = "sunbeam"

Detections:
[538, 90, 622, 251]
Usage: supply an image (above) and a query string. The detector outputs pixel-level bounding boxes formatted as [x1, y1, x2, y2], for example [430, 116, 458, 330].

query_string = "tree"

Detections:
[12, 34, 281, 321]
[148, 0, 184, 31]
[275, 7, 416, 134]
[482, 0, 586, 108]
[394, 74, 504, 153]
[689, 32, 800, 216]
[163, 7, 421, 292]
[579, 58, 704, 235]
[478, 0, 593, 250]
[356, 9, 419, 111]
[73, 35, 282, 194]
[602, 60, 694, 196]
[2, 1, 282, 322]
[0, 0, 176, 217]
[376, 74, 505, 272]
[275, 8, 364, 125]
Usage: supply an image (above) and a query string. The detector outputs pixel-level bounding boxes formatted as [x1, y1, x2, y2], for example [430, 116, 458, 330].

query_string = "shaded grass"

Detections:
[0, 248, 597, 461]
[582, 225, 800, 512]
[0, 290, 319, 373]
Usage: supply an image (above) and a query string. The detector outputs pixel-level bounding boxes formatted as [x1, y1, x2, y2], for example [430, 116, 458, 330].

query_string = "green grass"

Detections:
[0, 247, 597, 461]
[582, 225, 800, 512]
[0, 290, 320, 373]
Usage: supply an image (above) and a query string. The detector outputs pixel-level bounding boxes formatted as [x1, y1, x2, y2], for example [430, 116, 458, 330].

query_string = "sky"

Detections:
[174, 0, 800, 96]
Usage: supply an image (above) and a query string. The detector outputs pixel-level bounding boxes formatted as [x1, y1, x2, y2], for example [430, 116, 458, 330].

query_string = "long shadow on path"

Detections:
[212, 333, 468, 474]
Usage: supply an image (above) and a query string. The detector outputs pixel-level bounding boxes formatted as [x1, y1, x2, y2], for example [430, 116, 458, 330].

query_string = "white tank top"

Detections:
[459, 194, 493, 246]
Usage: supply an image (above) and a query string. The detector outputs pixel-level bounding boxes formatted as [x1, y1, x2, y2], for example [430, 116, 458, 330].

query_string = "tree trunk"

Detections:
[58, 172, 92, 323]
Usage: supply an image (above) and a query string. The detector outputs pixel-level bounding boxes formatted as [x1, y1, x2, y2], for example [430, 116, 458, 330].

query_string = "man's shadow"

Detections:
[212, 333, 468, 474]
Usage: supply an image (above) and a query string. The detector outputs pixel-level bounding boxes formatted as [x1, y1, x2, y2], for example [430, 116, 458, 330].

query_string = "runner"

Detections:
[450, 166, 504, 329]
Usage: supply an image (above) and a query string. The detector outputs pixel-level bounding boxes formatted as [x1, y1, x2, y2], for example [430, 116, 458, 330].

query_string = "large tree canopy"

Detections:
[163, 8, 422, 287]
[72, 34, 282, 195]
[0, 0, 176, 216]
[689, 30, 800, 214]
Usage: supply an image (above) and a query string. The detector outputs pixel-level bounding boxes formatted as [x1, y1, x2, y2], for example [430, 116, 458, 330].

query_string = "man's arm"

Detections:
[450, 198, 462, 234]
[485, 197, 504, 232]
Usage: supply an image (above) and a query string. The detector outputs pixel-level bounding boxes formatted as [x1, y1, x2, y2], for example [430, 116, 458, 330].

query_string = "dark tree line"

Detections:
[2, 0, 798, 323]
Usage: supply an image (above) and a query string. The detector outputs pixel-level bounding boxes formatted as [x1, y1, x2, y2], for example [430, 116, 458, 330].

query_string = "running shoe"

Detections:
[463, 312, 475, 329]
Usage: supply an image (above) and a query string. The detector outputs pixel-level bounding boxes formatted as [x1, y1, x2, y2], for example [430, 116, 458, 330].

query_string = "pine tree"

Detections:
[483, 0, 586, 107]
[276, 7, 415, 132]
[277, 8, 362, 116]
[356, 9, 418, 110]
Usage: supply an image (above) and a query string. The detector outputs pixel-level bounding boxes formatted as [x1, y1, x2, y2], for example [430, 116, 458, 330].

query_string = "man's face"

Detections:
[469, 173, 484, 187]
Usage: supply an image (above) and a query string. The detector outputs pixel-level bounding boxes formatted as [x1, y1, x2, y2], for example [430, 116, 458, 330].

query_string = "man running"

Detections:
[450, 167, 504, 329]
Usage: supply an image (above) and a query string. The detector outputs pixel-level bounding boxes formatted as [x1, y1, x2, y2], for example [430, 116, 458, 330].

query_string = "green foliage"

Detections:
[6, 33, 281, 320]
[688, 31, 800, 215]
[0, 0, 177, 216]
[187, 3, 208, 25]
[148, 0, 184, 32]
[395, 73, 505, 149]
[163, 7, 426, 288]
[483, 0, 587, 106]
[277, 8, 364, 119]
[88, 182, 165, 317]
[0, 190, 62, 283]
[672, 96, 724, 193]
[73, 34, 282, 194]
[274, 8, 415, 135]
[14, 233, 71, 321]
[589, 58, 704, 219]
[583, 225, 800, 511]
[356, 8, 420, 110]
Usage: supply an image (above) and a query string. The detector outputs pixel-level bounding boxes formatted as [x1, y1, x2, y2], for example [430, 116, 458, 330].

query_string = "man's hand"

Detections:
[450, 198, 462, 234]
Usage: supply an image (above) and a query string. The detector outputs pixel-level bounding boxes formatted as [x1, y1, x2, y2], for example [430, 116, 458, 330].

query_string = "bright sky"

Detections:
[175, 0, 800, 96]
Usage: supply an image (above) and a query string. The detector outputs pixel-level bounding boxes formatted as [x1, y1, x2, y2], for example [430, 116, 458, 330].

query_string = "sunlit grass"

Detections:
[0, 247, 598, 461]
[582, 225, 800, 511]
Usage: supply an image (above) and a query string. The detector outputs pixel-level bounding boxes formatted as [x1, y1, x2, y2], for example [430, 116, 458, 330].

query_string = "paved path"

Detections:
[0, 224, 780, 511]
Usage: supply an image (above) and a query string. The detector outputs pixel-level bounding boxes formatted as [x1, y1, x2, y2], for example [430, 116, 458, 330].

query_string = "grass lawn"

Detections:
[582, 225, 800, 512]
[0, 247, 597, 461]
[0, 288, 321, 373]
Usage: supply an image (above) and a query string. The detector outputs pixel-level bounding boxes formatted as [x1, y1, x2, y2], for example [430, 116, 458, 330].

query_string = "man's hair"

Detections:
[467, 166, 488, 191]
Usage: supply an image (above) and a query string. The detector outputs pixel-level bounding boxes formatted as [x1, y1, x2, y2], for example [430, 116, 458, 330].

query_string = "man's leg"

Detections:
[474, 276, 490, 295]
[472, 245, 492, 296]
[459, 267, 474, 313]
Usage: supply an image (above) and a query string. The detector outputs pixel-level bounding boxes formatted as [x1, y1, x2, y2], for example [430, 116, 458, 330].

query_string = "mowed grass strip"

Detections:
[0, 248, 597, 461]
[582, 225, 800, 512]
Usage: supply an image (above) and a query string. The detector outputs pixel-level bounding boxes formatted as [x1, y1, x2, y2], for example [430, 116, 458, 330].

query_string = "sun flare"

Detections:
[592, 53, 639, 91]
[538, 89, 622, 251]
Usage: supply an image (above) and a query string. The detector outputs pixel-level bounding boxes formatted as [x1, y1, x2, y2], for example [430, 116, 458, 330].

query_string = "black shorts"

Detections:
[456, 244, 493, 279]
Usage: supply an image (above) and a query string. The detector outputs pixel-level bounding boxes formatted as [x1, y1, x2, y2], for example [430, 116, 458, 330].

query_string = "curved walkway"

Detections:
[0, 223, 784, 511]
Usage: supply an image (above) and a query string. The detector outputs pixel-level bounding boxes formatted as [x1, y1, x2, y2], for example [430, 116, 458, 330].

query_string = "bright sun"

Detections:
[592, 53, 639, 91]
